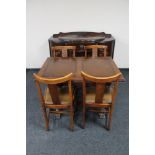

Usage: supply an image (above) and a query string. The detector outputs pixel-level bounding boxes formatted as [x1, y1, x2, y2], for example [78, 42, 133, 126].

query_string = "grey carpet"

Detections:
[26, 69, 129, 155]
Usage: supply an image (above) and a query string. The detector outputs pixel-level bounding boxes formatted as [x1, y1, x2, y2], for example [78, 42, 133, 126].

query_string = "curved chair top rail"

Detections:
[84, 45, 108, 49]
[52, 46, 76, 50]
[33, 73, 73, 84]
[81, 71, 121, 83]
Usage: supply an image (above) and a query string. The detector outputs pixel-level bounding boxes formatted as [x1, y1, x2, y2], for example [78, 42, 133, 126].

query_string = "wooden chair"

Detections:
[84, 45, 108, 58]
[51, 46, 76, 58]
[33, 73, 74, 131]
[81, 71, 121, 130]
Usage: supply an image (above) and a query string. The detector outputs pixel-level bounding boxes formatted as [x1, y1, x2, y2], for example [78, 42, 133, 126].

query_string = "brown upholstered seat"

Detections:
[85, 86, 113, 104]
[44, 87, 72, 105]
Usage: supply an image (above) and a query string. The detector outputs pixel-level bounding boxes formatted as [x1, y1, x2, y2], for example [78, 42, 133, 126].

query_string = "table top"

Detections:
[38, 57, 125, 82]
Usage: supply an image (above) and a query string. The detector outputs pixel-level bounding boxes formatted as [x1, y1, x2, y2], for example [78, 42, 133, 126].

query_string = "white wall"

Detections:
[26, 0, 129, 68]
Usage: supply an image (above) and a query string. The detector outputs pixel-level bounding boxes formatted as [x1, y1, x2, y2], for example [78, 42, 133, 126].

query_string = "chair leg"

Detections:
[107, 108, 113, 130]
[105, 113, 108, 129]
[42, 107, 49, 131]
[82, 106, 86, 129]
[70, 109, 74, 131]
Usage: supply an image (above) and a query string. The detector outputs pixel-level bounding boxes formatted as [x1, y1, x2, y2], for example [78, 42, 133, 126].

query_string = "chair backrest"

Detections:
[81, 71, 121, 109]
[33, 73, 73, 105]
[51, 46, 76, 58]
[84, 45, 108, 58]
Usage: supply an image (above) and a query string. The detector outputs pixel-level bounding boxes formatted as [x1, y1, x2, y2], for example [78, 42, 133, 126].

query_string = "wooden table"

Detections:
[38, 57, 125, 81]
[37, 57, 124, 119]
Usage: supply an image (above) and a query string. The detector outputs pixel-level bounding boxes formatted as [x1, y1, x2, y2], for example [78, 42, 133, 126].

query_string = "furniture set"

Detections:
[34, 32, 124, 131]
